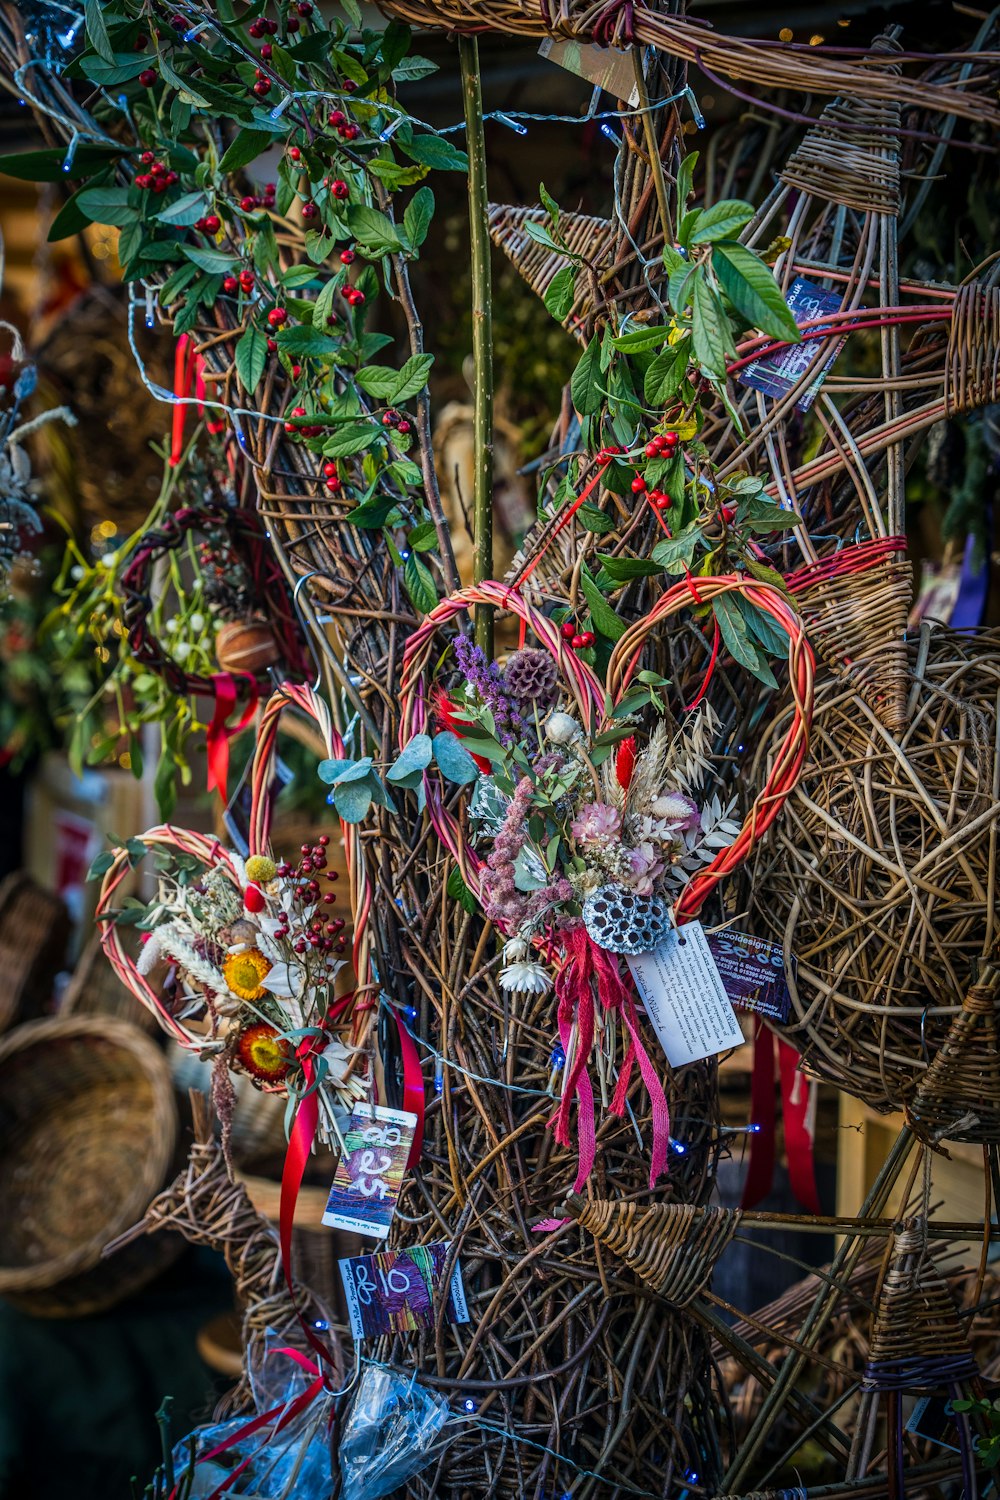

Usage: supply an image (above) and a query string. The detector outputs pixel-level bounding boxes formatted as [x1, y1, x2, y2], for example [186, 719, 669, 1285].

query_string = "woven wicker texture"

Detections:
[113, 1090, 342, 1414]
[564, 1193, 740, 1304]
[0, 1015, 178, 1316]
[863, 1223, 979, 1391]
[749, 625, 1000, 1122]
[487, 204, 614, 344]
[60, 929, 158, 1033]
[0, 872, 70, 1035]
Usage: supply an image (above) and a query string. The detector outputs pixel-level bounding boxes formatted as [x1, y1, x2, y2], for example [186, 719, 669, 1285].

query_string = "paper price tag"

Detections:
[538, 36, 639, 107]
[737, 276, 846, 412]
[627, 920, 745, 1067]
[338, 1242, 470, 1342]
[322, 1105, 416, 1239]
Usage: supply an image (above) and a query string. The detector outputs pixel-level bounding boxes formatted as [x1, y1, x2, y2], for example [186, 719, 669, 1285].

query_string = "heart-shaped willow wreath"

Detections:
[399, 576, 814, 1188]
[96, 684, 369, 1115]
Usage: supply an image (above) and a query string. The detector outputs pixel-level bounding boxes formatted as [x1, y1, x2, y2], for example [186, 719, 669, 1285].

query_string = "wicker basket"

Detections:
[0, 1015, 180, 1316]
[0, 872, 70, 1035]
[60, 930, 158, 1033]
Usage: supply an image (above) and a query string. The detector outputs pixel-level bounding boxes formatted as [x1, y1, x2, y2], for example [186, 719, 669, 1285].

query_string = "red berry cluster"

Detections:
[194, 212, 221, 234]
[222, 268, 256, 296]
[248, 16, 278, 38]
[238, 184, 276, 212]
[327, 108, 360, 143]
[635, 430, 680, 511]
[135, 154, 179, 193]
[284, 405, 324, 438]
[560, 621, 595, 651]
[273, 838, 346, 956]
[343, 286, 365, 307]
[380, 409, 411, 435]
[321, 461, 342, 492]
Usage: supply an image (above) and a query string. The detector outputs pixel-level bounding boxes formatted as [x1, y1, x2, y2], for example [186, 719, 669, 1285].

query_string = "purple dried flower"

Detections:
[454, 635, 528, 746]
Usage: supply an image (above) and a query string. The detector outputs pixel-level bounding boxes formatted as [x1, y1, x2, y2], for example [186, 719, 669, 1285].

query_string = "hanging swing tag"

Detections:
[538, 37, 640, 108]
[322, 1104, 417, 1238]
[627, 920, 745, 1067]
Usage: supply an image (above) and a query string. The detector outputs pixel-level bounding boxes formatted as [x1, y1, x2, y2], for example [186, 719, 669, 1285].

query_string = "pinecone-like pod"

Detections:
[502, 648, 559, 709]
[583, 884, 672, 955]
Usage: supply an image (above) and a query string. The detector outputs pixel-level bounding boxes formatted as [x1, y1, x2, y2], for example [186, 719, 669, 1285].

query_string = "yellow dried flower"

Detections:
[245, 855, 277, 884]
[222, 948, 272, 1001]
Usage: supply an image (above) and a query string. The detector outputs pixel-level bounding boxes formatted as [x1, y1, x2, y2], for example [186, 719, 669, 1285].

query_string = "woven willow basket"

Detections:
[0, 1016, 179, 1316]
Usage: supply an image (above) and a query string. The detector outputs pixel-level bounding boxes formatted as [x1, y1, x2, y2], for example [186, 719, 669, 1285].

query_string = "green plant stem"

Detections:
[459, 34, 494, 657]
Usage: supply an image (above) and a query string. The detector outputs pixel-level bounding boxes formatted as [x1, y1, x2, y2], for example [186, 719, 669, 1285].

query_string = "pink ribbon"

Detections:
[551, 925, 670, 1191]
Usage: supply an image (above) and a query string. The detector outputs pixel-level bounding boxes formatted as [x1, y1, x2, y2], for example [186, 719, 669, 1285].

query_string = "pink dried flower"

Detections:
[571, 802, 622, 844]
[623, 843, 665, 896]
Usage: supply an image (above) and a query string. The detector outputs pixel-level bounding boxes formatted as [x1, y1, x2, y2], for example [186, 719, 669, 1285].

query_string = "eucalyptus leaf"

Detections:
[387, 734, 433, 782]
[432, 731, 480, 784]
[333, 779, 373, 824]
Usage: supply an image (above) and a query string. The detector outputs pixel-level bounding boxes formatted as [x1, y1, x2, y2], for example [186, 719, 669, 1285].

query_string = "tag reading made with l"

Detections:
[706, 930, 793, 1024]
[339, 1242, 470, 1342]
[322, 1105, 416, 1239]
[627, 920, 745, 1067]
[737, 276, 846, 412]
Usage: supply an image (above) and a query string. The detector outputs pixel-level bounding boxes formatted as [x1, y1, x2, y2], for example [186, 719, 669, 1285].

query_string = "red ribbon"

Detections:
[551, 926, 670, 1191]
[169, 334, 195, 467]
[205, 672, 259, 802]
[393, 1007, 425, 1168]
[741, 1020, 820, 1214]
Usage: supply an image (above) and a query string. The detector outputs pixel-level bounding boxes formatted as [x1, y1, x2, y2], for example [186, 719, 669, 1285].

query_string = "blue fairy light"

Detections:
[670, 1138, 687, 1156]
[462, 1398, 477, 1413]
[600, 122, 621, 145]
[494, 112, 528, 136]
[550, 1045, 565, 1070]
[399, 549, 411, 561]
[313, 1319, 329, 1331]
[402, 1004, 417, 1022]
[61, 132, 79, 172]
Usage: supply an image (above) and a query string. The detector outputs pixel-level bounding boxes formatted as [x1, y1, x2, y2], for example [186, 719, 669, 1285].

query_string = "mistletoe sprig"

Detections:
[1, 1, 467, 616]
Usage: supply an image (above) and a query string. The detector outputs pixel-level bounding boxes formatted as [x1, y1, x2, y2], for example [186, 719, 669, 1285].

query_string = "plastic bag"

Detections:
[338, 1365, 453, 1500]
[172, 1330, 333, 1499]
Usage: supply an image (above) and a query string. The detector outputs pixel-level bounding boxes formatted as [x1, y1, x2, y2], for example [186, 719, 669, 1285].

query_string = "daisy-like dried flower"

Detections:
[222, 947, 272, 1001]
[499, 961, 552, 996]
[235, 1021, 290, 1084]
[571, 802, 622, 844]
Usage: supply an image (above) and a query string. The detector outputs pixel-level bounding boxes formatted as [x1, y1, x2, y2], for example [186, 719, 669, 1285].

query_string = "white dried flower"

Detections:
[499, 961, 552, 996]
[545, 712, 582, 746]
[502, 936, 530, 962]
[136, 933, 162, 976]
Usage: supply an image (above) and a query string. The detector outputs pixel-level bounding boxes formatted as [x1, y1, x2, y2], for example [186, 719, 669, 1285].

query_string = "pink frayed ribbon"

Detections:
[551, 925, 670, 1191]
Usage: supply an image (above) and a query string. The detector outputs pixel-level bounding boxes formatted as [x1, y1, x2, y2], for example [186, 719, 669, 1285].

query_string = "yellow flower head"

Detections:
[223, 948, 272, 1001]
[236, 1022, 289, 1084]
[245, 855, 277, 884]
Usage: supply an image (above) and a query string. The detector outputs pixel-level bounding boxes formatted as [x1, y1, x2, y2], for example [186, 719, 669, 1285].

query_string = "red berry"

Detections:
[139, 68, 157, 87]
[140, 150, 155, 165]
[346, 288, 365, 306]
[260, 42, 273, 57]
[244, 883, 267, 913]
[170, 12, 185, 27]
[331, 179, 349, 200]
[134, 174, 152, 190]
[571, 633, 587, 650]
[340, 248, 355, 265]
[248, 19, 264, 37]
[644, 441, 659, 458]
[652, 493, 671, 511]
[288, 145, 301, 160]
[721, 504, 736, 523]
[267, 306, 288, 327]
[630, 475, 647, 494]
[152, 177, 169, 193]
[397, 420, 411, 435]
[291, 364, 301, 379]
[203, 213, 221, 233]
[239, 269, 254, 290]
[341, 123, 360, 142]
[264, 17, 279, 33]
[286, 14, 300, 30]
[150, 161, 165, 176]
[560, 621, 577, 641]
[266, 338, 277, 352]
[322, 461, 338, 477]
[297, 2, 313, 13]
[324, 476, 341, 491]
[134, 32, 148, 48]
[223, 275, 239, 293]
[240, 194, 257, 212]
[301, 201, 318, 220]
[663, 431, 679, 448]
[342, 79, 356, 92]
[253, 79, 271, 96]
[165, 170, 179, 185]
[328, 109, 346, 128]
[578, 631, 595, 648]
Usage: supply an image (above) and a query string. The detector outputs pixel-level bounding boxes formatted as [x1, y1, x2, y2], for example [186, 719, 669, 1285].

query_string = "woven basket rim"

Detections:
[0, 1014, 178, 1291]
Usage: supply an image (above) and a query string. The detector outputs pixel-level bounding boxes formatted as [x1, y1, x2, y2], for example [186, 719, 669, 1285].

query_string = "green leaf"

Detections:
[432, 731, 480, 784]
[667, 262, 698, 316]
[323, 422, 377, 458]
[539, 181, 559, 225]
[355, 363, 403, 399]
[446, 865, 477, 915]
[570, 337, 603, 417]
[235, 326, 269, 394]
[611, 325, 670, 352]
[276, 325, 339, 358]
[650, 525, 702, 574]
[711, 241, 801, 343]
[333, 779, 373, 823]
[392, 55, 438, 81]
[387, 458, 423, 487]
[85, 0, 115, 62]
[87, 850, 115, 879]
[713, 593, 776, 688]
[155, 191, 210, 226]
[339, 0, 362, 26]
[48, 178, 108, 242]
[543, 264, 576, 321]
[219, 128, 275, 174]
[346, 203, 402, 252]
[577, 503, 615, 534]
[0, 144, 120, 182]
[691, 271, 732, 379]
[387, 734, 433, 783]
[347, 494, 398, 529]
[521, 218, 560, 252]
[581, 572, 626, 641]
[403, 185, 434, 249]
[311, 277, 339, 330]
[318, 757, 355, 783]
[643, 342, 690, 405]
[367, 156, 429, 191]
[407, 520, 438, 552]
[734, 593, 790, 659]
[183, 245, 237, 273]
[597, 555, 664, 580]
[689, 199, 755, 244]
[404, 552, 438, 614]
[75, 184, 134, 227]
[281, 265, 319, 290]
[676, 150, 698, 209]
[392, 352, 433, 402]
[743, 496, 799, 533]
[399, 134, 468, 172]
[80, 52, 153, 85]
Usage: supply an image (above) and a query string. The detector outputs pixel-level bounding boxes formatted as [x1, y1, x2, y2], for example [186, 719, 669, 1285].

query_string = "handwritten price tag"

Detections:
[339, 1242, 470, 1342]
[322, 1105, 416, 1239]
[627, 920, 745, 1067]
